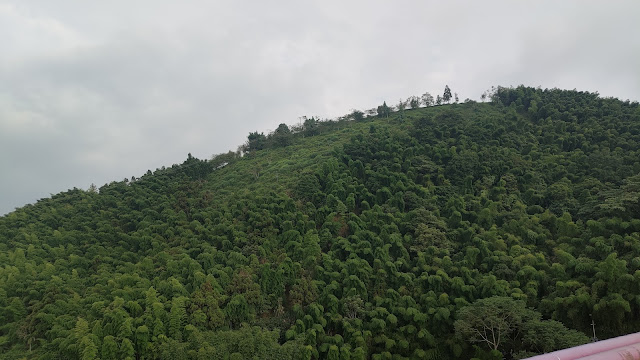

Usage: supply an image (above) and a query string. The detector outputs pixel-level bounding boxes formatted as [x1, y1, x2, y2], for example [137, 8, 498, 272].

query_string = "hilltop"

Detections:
[1, 86, 640, 359]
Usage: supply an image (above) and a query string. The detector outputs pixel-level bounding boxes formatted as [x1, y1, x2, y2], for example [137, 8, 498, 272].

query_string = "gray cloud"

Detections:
[1, 0, 639, 214]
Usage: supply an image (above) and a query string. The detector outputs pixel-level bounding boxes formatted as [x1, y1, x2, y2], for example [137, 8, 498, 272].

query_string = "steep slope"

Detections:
[1, 86, 640, 359]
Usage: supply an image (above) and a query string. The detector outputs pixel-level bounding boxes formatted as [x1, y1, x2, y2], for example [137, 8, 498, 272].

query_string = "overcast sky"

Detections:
[1, 0, 639, 215]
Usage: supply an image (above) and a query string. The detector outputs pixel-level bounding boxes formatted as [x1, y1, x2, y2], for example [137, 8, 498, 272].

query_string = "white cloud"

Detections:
[0, 3, 89, 64]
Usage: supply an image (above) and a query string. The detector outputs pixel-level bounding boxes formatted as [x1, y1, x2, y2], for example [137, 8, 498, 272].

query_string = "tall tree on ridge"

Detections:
[443, 85, 452, 104]
[409, 96, 421, 109]
[422, 92, 434, 107]
[377, 101, 391, 118]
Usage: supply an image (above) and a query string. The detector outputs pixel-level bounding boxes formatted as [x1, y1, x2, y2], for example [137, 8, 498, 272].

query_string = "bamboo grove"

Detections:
[1, 86, 640, 359]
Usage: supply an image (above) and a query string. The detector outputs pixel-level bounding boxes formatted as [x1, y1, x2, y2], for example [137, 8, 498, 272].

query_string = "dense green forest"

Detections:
[2, 86, 640, 359]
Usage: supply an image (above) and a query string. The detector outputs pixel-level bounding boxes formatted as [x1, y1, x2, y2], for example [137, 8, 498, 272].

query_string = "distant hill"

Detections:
[1, 86, 640, 359]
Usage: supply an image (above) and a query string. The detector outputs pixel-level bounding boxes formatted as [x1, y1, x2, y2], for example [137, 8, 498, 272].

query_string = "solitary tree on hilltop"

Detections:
[303, 116, 319, 136]
[422, 92, 434, 107]
[409, 96, 421, 109]
[397, 98, 406, 119]
[443, 85, 452, 104]
[246, 131, 267, 153]
[377, 101, 391, 118]
[273, 123, 292, 147]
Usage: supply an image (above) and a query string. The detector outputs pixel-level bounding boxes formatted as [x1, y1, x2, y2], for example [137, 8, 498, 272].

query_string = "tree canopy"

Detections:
[1, 85, 640, 359]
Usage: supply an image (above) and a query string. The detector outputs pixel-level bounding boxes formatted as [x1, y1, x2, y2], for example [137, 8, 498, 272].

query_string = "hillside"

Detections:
[2, 86, 640, 359]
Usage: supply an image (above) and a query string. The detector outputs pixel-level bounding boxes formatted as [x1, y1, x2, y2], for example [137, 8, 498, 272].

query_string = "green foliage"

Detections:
[225, 295, 251, 328]
[454, 296, 588, 355]
[521, 318, 589, 354]
[2, 86, 640, 359]
[377, 101, 392, 118]
[101, 336, 118, 360]
[455, 297, 530, 351]
[443, 85, 452, 104]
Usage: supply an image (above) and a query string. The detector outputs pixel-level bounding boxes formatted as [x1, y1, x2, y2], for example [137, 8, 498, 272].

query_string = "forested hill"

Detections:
[2, 86, 640, 360]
